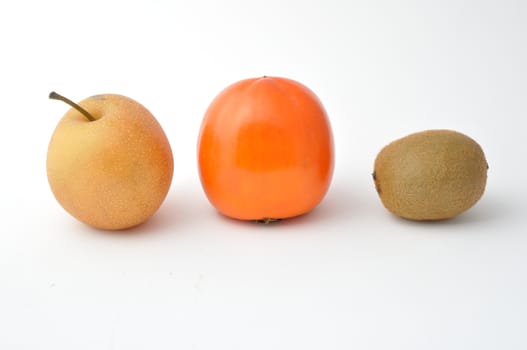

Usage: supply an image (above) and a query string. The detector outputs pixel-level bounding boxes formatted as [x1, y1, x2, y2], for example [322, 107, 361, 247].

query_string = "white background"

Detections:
[1, 0, 526, 349]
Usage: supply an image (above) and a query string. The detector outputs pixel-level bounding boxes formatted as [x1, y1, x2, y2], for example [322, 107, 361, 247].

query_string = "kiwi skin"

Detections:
[373, 129, 488, 221]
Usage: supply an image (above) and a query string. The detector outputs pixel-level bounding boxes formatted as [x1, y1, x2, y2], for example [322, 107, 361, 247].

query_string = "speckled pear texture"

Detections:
[373, 130, 488, 221]
[47, 94, 173, 230]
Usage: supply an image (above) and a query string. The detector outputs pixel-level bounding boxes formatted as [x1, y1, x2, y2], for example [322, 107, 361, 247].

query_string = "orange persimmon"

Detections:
[197, 76, 334, 221]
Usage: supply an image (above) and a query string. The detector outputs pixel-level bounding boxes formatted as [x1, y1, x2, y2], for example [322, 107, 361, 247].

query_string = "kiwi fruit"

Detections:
[373, 129, 488, 221]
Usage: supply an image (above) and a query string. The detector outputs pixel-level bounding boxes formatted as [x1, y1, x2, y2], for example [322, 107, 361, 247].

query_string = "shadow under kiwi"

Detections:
[391, 191, 511, 228]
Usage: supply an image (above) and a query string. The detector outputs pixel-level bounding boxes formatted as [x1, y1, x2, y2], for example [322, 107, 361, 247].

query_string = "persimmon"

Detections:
[197, 76, 334, 222]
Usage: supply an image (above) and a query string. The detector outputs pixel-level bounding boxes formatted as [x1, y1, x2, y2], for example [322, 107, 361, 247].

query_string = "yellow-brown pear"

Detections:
[373, 129, 488, 221]
[47, 92, 173, 230]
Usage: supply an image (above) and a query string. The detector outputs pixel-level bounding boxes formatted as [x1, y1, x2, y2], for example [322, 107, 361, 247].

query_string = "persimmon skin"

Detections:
[197, 76, 334, 221]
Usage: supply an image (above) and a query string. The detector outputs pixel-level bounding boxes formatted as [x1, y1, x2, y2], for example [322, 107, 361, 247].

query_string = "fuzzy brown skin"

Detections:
[373, 130, 488, 221]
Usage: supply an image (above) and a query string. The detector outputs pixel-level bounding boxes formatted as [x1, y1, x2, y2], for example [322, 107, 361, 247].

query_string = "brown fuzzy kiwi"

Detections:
[373, 129, 488, 221]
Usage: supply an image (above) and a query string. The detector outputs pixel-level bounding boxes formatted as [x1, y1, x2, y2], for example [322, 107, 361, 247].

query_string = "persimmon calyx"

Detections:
[255, 218, 281, 224]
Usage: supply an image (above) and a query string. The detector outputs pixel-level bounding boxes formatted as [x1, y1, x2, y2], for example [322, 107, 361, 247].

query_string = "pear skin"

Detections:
[47, 93, 173, 230]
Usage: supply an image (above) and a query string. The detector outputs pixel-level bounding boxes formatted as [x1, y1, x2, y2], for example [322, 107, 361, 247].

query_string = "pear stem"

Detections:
[49, 91, 96, 122]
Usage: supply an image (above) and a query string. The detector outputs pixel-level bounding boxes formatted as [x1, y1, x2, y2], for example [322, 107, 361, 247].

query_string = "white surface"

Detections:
[1, 0, 526, 349]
